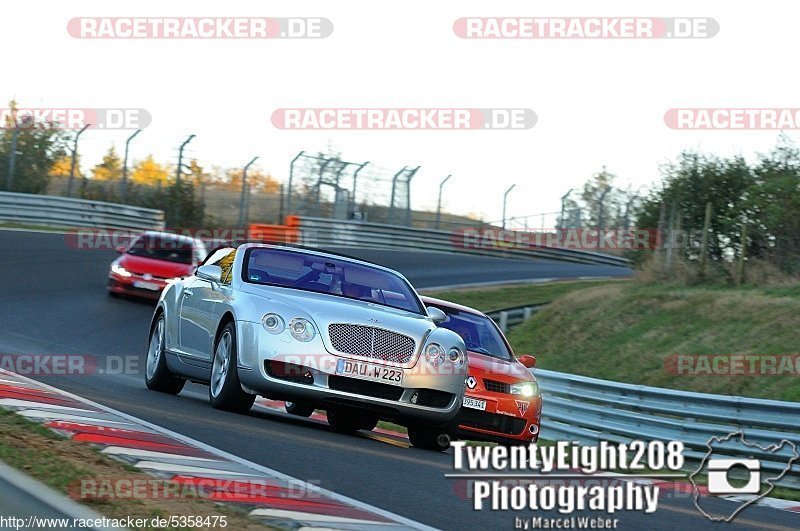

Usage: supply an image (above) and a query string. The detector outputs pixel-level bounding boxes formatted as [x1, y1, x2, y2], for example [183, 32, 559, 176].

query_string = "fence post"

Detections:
[737, 222, 748, 285]
[286, 151, 304, 216]
[698, 202, 712, 280]
[665, 202, 677, 273]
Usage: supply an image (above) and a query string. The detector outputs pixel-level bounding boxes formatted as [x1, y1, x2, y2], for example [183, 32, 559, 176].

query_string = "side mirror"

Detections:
[196, 264, 223, 283]
[518, 355, 536, 369]
[427, 306, 447, 324]
[115, 245, 126, 254]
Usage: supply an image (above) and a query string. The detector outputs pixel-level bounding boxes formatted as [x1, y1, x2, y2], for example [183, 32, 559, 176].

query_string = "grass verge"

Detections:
[506, 282, 800, 401]
[0, 408, 271, 530]
[420, 279, 623, 312]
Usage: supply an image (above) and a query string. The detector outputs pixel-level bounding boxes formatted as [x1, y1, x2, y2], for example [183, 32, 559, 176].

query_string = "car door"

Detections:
[178, 247, 236, 363]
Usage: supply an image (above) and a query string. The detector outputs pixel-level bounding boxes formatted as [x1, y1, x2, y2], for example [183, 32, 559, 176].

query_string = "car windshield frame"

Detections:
[125, 234, 195, 265]
[241, 247, 426, 315]
[431, 305, 514, 361]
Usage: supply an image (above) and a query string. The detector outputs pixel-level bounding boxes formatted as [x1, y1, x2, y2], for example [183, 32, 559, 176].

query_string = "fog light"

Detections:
[529, 424, 539, 435]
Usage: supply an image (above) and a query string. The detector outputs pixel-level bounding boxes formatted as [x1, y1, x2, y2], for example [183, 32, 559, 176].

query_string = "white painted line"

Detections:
[101, 446, 221, 462]
[134, 461, 260, 477]
[249, 508, 394, 526]
[10, 371, 436, 530]
[17, 410, 137, 426]
[0, 227, 71, 234]
[0, 398, 94, 412]
[0, 377, 39, 387]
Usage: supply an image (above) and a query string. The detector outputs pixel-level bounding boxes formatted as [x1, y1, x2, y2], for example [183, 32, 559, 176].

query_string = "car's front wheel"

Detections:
[209, 321, 255, 413]
[145, 315, 185, 395]
[285, 401, 315, 417]
[408, 424, 454, 452]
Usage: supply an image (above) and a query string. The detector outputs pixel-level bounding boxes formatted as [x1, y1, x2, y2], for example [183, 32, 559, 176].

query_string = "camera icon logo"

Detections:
[706, 458, 761, 495]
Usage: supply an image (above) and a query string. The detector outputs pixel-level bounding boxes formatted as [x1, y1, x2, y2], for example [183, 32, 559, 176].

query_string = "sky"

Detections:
[3, 1, 798, 224]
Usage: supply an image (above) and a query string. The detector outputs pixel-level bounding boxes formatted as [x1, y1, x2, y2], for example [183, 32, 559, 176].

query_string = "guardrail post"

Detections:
[498, 311, 509, 333]
[523, 307, 532, 320]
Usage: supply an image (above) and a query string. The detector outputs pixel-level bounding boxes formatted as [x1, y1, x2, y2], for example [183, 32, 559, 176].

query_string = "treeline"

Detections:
[635, 137, 800, 279]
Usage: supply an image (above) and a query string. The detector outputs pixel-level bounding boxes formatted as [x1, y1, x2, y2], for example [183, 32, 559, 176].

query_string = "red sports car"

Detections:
[421, 296, 542, 444]
[108, 231, 207, 300]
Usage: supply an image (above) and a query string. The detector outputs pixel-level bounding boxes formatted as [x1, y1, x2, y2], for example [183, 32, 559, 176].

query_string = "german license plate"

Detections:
[336, 359, 403, 386]
[133, 280, 160, 291]
[463, 396, 487, 410]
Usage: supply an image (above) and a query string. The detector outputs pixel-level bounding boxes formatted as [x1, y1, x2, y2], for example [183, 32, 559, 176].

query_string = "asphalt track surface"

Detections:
[1, 229, 797, 530]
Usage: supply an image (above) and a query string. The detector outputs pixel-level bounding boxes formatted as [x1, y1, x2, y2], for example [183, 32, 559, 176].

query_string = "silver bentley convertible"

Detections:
[145, 243, 468, 450]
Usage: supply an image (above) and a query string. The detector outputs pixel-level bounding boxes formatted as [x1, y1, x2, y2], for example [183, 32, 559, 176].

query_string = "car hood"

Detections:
[116, 254, 194, 278]
[238, 282, 436, 343]
[467, 350, 534, 382]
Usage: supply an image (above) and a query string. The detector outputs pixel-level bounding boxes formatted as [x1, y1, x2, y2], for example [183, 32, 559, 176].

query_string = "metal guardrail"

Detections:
[0, 191, 165, 230]
[486, 304, 547, 332]
[295, 216, 631, 267]
[532, 368, 800, 488]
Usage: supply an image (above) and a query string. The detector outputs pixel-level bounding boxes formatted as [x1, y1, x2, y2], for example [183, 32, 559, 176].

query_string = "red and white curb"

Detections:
[0, 370, 434, 530]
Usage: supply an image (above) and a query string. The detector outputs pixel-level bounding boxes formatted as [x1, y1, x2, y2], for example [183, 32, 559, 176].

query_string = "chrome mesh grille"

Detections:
[328, 324, 416, 364]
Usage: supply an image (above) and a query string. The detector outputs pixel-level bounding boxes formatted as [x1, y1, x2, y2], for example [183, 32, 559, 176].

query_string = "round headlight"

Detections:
[262, 313, 285, 334]
[289, 318, 315, 342]
[425, 343, 445, 366]
[448, 347, 464, 365]
[510, 382, 539, 397]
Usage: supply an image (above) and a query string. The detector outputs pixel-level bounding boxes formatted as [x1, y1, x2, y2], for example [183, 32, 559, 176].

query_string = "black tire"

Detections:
[408, 425, 453, 452]
[285, 401, 315, 417]
[209, 321, 256, 413]
[145, 314, 185, 394]
[361, 416, 379, 432]
[326, 409, 366, 434]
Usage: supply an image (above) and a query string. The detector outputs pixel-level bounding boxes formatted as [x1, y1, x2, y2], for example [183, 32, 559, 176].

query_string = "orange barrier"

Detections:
[248, 216, 300, 243]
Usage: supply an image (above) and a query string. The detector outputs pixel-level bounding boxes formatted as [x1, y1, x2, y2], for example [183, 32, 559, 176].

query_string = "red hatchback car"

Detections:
[421, 296, 542, 445]
[108, 232, 207, 300]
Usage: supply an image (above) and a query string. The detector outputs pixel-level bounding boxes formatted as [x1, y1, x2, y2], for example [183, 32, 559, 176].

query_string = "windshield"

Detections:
[243, 248, 424, 314]
[126, 234, 194, 264]
[433, 305, 512, 361]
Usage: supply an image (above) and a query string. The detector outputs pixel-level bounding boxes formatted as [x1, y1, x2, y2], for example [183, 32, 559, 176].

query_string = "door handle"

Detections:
[184, 289, 194, 297]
